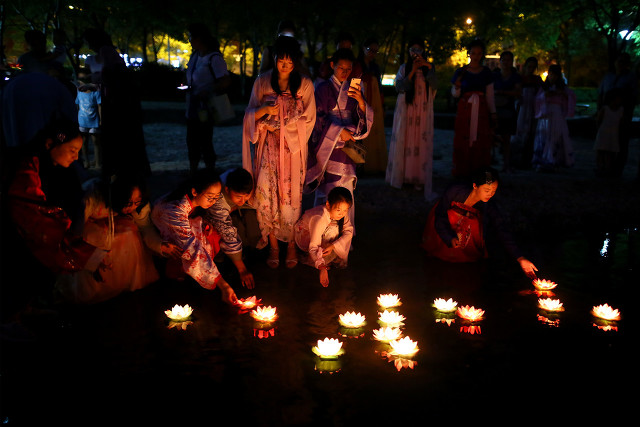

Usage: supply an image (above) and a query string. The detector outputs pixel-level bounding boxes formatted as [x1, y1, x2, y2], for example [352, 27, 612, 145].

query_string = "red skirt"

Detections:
[165, 228, 222, 280]
[452, 91, 493, 178]
[422, 201, 487, 263]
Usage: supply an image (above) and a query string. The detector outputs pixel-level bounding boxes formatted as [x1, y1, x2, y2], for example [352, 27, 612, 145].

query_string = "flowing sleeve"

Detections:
[151, 198, 221, 290]
[202, 200, 243, 260]
[132, 203, 164, 256]
[433, 186, 462, 247]
[331, 215, 354, 261]
[242, 74, 268, 174]
[307, 214, 328, 269]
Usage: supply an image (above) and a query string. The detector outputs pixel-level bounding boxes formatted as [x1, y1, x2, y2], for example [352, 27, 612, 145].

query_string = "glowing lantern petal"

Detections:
[378, 310, 405, 327]
[389, 336, 419, 357]
[250, 305, 278, 322]
[164, 304, 193, 321]
[433, 298, 458, 312]
[591, 304, 621, 321]
[236, 296, 261, 310]
[456, 305, 485, 322]
[338, 311, 366, 328]
[533, 279, 558, 291]
[372, 326, 403, 342]
[312, 338, 344, 359]
[377, 293, 402, 308]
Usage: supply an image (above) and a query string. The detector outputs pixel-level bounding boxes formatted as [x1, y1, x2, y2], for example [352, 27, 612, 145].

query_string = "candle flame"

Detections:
[533, 278, 558, 291]
[538, 298, 564, 312]
[372, 326, 403, 342]
[389, 336, 419, 357]
[250, 305, 278, 322]
[433, 298, 458, 312]
[456, 305, 485, 321]
[377, 293, 402, 308]
[378, 310, 405, 327]
[338, 311, 366, 328]
[164, 304, 193, 321]
[591, 304, 621, 321]
[312, 338, 344, 358]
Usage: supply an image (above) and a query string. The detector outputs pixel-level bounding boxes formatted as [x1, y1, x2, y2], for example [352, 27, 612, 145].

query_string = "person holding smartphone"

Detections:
[386, 38, 438, 200]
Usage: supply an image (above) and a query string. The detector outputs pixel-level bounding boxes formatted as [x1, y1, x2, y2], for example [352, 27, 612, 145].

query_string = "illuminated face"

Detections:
[473, 182, 498, 203]
[468, 46, 484, 65]
[48, 136, 83, 168]
[227, 189, 252, 207]
[276, 55, 294, 75]
[326, 201, 351, 221]
[331, 59, 353, 83]
[191, 182, 223, 209]
[121, 187, 143, 215]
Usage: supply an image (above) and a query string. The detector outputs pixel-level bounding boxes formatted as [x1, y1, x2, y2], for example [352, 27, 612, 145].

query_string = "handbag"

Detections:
[341, 139, 366, 164]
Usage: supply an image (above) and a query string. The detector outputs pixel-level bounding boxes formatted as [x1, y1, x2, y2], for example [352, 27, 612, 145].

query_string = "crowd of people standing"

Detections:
[1, 22, 637, 325]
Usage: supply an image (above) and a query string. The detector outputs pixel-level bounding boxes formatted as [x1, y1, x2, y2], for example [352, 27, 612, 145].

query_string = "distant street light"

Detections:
[466, 17, 473, 25]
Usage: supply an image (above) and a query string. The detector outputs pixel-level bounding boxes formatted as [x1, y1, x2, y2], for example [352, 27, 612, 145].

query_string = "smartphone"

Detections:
[177, 84, 189, 90]
[350, 78, 361, 88]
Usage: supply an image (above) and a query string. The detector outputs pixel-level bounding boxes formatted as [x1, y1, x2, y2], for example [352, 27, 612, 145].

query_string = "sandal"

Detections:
[267, 247, 279, 269]
[285, 245, 298, 269]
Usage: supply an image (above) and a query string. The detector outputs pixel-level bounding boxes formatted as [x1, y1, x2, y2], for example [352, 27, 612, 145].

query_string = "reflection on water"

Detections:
[1, 228, 635, 424]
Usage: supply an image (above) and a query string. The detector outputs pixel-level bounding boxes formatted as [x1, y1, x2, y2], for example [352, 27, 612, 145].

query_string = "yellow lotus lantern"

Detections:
[236, 296, 261, 311]
[533, 278, 558, 291]
[456, 305, 485, 322]
[378, 310, 405, 327]
[538, 298, 565, 312]
[377, 293, 402, 309]
[372, 326, 403, 342]
[250, 305, 278, 323]
[389, 336, 419, 357]
[312, 338, 344, 359]
[433, 298, 458, 312]
[591, 304, 621, 321]
[164, 304, 193, 321]
[338, 311, 366, 328]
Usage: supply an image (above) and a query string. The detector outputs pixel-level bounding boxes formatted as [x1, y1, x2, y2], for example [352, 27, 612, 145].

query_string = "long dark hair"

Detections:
[270, 35, 303, 97]
[165, 167, 221, 202]
[404, 38, 431, 105]
[111, 173, 149, 214]
[543, 64, 566, 91]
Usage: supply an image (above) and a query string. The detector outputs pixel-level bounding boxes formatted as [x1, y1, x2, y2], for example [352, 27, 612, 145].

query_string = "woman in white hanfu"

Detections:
[242, 35, 316, 269]
[386, 39, 437, 200]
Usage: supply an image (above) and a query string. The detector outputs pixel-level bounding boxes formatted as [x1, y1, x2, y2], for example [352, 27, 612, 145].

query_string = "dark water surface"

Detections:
[2, 219, 635, 425]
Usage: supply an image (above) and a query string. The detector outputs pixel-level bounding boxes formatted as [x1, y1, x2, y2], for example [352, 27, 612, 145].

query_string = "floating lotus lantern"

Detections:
[433, 298, 458, 313]
[538, 298, 565, 312]
[312, 338, 344, 359]
[164, 304, 193, 321]
[388, 336, 419, 358]
[377, 293, 402, 309]
[533, 278, 558, 291]
[372, 326, 403, 342]
[338, 311, 366, 328]
[236, 296, 261, 311]
[456, 305, 485, 322]
[250, 305, 278, 323]
[591, 304, 621, 321]
[378, 310, 405, 327]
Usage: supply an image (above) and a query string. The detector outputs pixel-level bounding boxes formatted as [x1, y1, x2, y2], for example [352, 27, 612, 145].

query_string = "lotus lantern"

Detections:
[236, 296, 261, 310]
[533, 278, 558, 291]
[312, 338, 344, 359]
[338, 311, 366, 328]
[377, 293, 402, 308]
[372, 326, 403, 342]
[591, 304, 621, 321]
[250, 305, 278, 322]
[164, 304, 193, 321]
[389, 336, 419, 357]
[378, 310, 405, 327]
[456, 305, 485, 322]
[538, 298, 565, 312]
[433, 298, 458, 312]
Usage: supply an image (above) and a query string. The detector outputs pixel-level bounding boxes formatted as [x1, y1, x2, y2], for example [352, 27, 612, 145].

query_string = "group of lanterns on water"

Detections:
[164, 277, 622, 372]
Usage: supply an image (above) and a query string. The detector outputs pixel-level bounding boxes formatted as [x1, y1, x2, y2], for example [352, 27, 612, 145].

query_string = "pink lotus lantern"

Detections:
[164, 304, 193, 321]
[338, 311, 366, 328]
[250, 305, 278, 323]
[377, 293, 402, 309]
[538, 298, 565, 312]
[312, 338, 344, 359]
[378, 310, 405, 327]
[236, 296, 261, 311]
[388, 336, 419, 357]
[456, 305, 485, 322]
[533, 279, 558, 291]
[372, 326, 403, 342]
[591, 304, 621, 321]
[433, 298, 458, 312]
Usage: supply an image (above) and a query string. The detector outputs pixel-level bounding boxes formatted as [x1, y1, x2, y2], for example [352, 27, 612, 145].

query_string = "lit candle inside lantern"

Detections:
[236, 296, 261, 310]
[533, 278, 558, 291]
[250, 305, 278, 322]
[372, 326, 403, 342]
[338, 311, 366, 328]
[312, 338, 344, 359]
[377, 293, 402, 308]
[164, 304, 193, 321]
[456, 305, 485, 322]
[538, 298, 564, 312]
[378, 310, 405, 327]
[591, 304, 621, 321]
[433, 298, 458, 312]
[389, 336, 419, 357]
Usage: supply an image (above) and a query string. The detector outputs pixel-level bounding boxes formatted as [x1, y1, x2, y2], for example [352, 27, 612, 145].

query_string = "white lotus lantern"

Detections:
[591, 304, 621, 321]
[372, 326, 403, 342]
[533, 278, 558, 291]
[378, 310, 405, 327]
[250, 305, 278, 322]
[338, 311, 366, 328]
[456, 305, 485, 322]
[236, 296, 261, 310]
[433, 298, 458, 312]
[538, 298, 564, 312]
[389, 336, 419, 357]
[164, 304, 193, 321]
[377, 293, 402, 308]
[312, 338, 344, 359]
